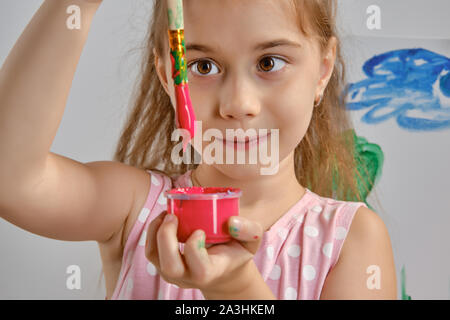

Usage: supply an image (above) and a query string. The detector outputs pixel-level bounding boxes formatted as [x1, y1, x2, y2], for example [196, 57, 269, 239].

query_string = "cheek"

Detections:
[187, 89, 214, 121]
[271, 95, 314, 148]
[271, 88, 314, 128]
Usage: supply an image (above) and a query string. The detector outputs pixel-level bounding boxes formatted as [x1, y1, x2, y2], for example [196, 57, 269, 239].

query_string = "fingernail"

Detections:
[232, 217, 243, 229]
[197, 231, 205, 249]
[229, 217, 242, 237]
[229, 226, 238, 237]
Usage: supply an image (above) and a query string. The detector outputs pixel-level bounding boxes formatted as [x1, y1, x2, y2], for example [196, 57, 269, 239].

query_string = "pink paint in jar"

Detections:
[164, 186, 242, 244]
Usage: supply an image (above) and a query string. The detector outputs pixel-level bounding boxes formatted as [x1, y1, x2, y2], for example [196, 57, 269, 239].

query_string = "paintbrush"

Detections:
[167, 0, 196, 152]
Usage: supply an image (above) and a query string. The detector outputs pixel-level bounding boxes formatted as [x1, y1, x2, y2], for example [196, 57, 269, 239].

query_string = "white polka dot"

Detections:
[269, 264, 281, 280]
[293, 213, 304, 224]
[151, 174, 160, 186]
[322, 242, 333, 258]
[284, 287, 297, 300]
[277, 228, 289, 240]
[335, 227, 347, 240]
[138, 230, 147, 246]
[287, 244, 301, 258]
[146, 262, 157, 276]
[157, 192, 167, 205]
[302, 265, 316, 281]
[127, 250, 134, 266]
[266, 246, 274, 260]
[312, 205, 323, 213]
[323, 210, 332, 221]
[138, 207, 150, 223]
[304, 226, 319, 237]
[127, 278, 133, 292]
[158, 289, 164, 300]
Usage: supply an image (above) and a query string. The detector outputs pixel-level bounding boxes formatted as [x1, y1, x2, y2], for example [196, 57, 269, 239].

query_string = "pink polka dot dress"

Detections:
[109, 169, 368, 300]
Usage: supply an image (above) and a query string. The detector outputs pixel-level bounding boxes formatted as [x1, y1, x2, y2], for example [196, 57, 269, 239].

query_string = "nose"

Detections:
[219, 72, 261, 121]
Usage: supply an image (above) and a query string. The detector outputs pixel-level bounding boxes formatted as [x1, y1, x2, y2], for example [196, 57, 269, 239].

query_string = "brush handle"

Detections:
[167, 0, 195, 152]
[167, 0, 184, 30]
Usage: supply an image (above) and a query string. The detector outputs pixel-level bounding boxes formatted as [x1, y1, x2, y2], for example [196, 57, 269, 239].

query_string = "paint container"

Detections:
[164, 187, 242, 244]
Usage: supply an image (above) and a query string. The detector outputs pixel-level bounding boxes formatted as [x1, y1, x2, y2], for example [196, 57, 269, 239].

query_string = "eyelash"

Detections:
[187, 55, 288, 77]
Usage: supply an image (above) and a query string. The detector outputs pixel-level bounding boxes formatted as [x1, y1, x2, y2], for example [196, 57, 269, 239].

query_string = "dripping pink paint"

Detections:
[174, 83, 195, 152]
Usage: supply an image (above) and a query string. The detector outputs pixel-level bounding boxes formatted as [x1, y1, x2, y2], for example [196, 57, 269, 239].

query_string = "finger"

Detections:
[156, 213, 187, 279]
[207, 239, 252, 276]
[228, 216, 263, 254]
[145, 211, 166, 269]
[183, 229, 212, 286]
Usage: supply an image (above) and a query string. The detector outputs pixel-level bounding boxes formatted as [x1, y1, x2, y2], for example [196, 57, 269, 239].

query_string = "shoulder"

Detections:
[346, 205, 389, 244]
[121, 169, 170, 249]
[339, 205, 394, 269]
[320, 205, 398, 299]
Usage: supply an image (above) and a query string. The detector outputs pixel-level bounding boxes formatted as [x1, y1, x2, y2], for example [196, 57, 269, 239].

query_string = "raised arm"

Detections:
[0, 0, 141, 243]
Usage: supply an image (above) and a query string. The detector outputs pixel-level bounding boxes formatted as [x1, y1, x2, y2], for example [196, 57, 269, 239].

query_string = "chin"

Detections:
[214, 163, 267, 180]
[193, 135, 293, 179]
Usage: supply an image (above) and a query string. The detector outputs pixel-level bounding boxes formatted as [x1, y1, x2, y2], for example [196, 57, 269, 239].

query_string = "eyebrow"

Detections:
[186, 39, 302, 53]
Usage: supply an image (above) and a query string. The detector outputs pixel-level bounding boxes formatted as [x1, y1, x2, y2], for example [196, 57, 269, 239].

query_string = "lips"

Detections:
[218, 132, 271, 150]
[233, 136, 254, 143]
[222, 133, 270, 144]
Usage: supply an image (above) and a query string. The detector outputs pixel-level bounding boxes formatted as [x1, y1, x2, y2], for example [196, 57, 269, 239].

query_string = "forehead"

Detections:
[183, 0, 309, 52]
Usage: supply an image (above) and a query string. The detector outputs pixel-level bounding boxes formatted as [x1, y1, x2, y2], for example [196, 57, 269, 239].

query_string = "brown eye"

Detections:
[189, 59, 219, 76]
[259, 57, 275, 72]
[197, 61, 212, 74]
[258, 56, 287, 73]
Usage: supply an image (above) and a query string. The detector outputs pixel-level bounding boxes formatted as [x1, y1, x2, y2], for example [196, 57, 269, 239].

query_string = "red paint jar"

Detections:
[164, 187, 242, 244]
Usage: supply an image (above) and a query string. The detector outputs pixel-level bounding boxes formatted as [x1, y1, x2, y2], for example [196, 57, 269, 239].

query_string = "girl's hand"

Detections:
[145, 211, 264, 297]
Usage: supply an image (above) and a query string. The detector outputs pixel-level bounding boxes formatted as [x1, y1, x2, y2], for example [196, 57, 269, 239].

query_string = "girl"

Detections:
[0, 0, 397, 300]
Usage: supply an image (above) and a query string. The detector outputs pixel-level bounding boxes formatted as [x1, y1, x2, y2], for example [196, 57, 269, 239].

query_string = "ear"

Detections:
[316, 36, 337, 97]
[153, 48, 170, 96]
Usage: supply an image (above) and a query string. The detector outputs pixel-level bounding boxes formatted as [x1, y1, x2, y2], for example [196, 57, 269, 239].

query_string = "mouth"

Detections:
[219, 132, 271, 149]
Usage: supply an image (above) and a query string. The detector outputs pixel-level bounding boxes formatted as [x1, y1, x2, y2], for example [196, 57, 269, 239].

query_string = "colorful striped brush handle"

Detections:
[167, 0, 195, 152]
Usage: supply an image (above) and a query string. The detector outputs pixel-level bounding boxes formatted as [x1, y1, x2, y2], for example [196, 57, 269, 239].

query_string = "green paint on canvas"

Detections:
[401, 265, 412, 300]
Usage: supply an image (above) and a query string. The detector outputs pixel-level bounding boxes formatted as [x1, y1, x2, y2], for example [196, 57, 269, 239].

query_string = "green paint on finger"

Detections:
[197, 234, 205, 249]
[229, 225, 239, 237]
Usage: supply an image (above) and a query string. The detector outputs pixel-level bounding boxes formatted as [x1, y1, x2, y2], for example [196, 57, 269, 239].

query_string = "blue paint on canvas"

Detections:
[345, 48, 450, 131]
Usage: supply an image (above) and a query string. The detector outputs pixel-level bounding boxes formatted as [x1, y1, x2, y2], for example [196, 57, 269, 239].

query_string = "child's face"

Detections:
[155, 0, 336, 178]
